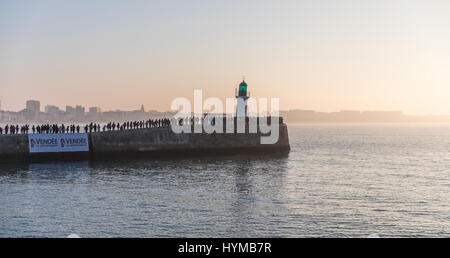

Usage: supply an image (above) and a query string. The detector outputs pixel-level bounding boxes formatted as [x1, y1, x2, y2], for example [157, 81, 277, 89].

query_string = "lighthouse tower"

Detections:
[236, 80, 249, 118]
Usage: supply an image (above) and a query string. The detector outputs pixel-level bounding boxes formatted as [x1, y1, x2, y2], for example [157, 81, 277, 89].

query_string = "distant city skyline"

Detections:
[1, 97, 450, 116]
[2, 1, 450, 115]
[2, 98, 450, 124]
[0, 99, 450, 118]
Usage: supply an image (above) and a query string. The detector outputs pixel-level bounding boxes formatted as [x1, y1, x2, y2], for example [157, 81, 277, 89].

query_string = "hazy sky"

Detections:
[1, 0, 450, 115]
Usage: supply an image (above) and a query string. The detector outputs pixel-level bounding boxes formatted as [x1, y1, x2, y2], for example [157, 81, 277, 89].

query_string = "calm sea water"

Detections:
[0, 124, 449, 237]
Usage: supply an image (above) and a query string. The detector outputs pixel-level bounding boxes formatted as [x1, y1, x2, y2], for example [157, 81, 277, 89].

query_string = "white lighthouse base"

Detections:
[236, 97, 248, 118]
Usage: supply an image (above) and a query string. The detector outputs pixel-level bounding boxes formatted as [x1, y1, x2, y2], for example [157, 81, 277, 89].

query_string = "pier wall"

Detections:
[0, 134, 29, 157]
[0, 123, 290, 161]
[90, 123, 290, 156]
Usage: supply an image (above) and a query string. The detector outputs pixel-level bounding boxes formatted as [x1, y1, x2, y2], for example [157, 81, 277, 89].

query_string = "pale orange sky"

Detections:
[1, 0, 450, 115]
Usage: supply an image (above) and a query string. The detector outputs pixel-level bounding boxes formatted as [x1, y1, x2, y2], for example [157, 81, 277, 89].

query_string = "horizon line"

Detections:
[1, 107, 450, 117]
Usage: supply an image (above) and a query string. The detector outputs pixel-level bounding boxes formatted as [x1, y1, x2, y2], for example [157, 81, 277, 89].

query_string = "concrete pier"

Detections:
[0, 123, 290, 162]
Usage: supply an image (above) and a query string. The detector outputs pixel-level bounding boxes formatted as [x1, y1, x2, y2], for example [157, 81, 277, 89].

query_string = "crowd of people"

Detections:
[0, 118, 172, 135]
[0, 117, 279, 135]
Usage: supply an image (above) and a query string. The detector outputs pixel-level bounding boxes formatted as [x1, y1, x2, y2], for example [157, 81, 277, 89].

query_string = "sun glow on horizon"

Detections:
[1, 0, 450, 116]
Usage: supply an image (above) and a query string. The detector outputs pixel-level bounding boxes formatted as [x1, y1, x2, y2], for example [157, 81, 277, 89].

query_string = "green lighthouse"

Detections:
[238, 80, 248, 97]
[236, 80, 249, 118]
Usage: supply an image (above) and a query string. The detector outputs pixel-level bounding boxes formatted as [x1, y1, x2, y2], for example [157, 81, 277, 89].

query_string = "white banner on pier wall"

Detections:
[28, 134, 89, 153]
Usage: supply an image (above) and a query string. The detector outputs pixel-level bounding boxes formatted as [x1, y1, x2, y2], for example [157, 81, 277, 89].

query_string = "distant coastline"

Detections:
[1, 107, 450, 124]
[280, 110, 450, 123]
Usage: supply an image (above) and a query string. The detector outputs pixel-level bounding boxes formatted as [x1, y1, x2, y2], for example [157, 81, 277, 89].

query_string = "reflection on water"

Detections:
[1, 124, 449, 237]
[0, 154, 289, 237]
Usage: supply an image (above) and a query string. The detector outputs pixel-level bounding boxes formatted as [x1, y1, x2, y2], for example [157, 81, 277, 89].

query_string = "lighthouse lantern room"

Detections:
[236, 80, 249, 118]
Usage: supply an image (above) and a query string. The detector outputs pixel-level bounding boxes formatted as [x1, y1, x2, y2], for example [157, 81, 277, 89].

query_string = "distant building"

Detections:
[26, 100, 40, 119]
[64, 105, 85, 120]
[26, 100, 40, 113]
[89, 107, 102, 114]
[66, 106, 75, 114]
[140, 105, 145, 112]
[75, 105, 85, 114]
[75, 105, 85, 119]
[45, 105, 61, 115]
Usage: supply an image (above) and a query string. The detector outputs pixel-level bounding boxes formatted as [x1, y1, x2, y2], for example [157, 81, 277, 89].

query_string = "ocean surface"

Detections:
[0, 124, 449, 237]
